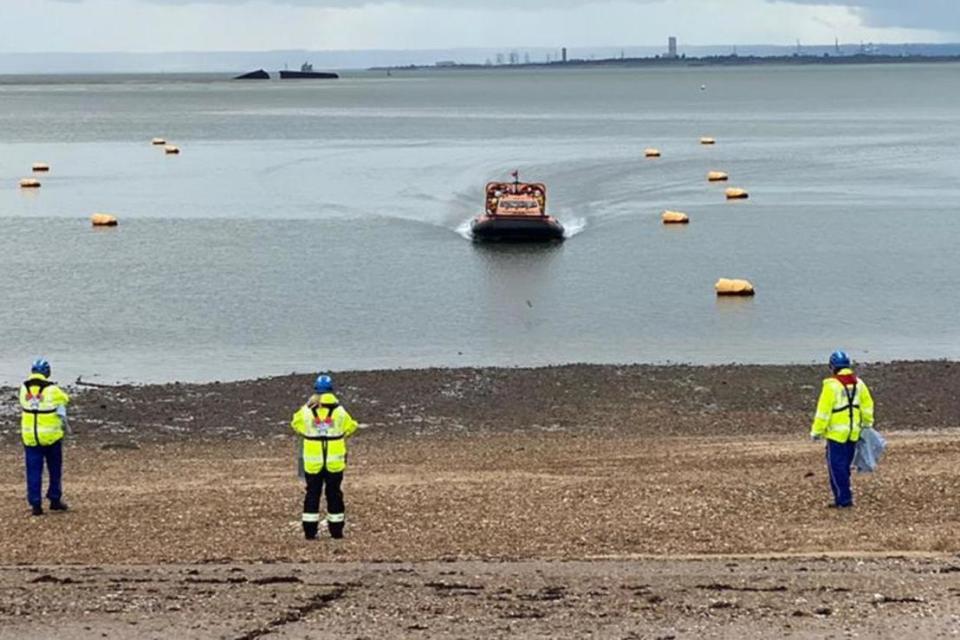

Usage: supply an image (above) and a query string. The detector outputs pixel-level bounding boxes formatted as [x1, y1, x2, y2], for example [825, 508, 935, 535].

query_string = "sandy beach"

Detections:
[2, 362, 960, 638]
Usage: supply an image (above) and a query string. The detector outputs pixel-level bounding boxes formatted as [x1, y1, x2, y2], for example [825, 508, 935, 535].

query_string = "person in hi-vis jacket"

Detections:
[18, 358, 71, 516]
[290, 374, 358, 539]
[810, 351, 875, 508]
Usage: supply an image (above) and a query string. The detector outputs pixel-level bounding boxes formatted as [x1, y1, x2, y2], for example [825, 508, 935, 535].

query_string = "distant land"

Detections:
[377, 52, 960, 73]
[1, 42, 960, 74]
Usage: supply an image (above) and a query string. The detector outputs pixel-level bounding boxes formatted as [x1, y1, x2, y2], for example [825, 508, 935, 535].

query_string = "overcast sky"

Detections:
[2, 0, 957, 53]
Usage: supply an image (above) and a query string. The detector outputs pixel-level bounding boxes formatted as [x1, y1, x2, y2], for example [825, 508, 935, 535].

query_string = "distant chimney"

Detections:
[562, 47, 568, 63]
[667, 37, 678, 59]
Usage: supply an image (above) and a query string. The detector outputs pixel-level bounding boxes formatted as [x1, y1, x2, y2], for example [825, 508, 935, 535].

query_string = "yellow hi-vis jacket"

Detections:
[810, 368, 874, 444]
[19, 373, 71, 447]
[291, 393, 357, 474]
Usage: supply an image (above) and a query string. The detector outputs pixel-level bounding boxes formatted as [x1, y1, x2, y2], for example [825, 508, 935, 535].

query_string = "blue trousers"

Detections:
[826, 440, 856, 507]
[24, 442, 63, 508]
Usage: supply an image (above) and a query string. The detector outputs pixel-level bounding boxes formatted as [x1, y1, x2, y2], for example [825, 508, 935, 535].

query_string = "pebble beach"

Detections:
[2, 361, 960, 637]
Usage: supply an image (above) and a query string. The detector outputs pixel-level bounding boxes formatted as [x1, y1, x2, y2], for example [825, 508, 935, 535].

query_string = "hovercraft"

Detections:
[471, 172, 564, 243]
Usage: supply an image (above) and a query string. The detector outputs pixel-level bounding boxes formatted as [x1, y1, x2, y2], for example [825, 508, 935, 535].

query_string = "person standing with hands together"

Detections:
[19, 358, 71, 516]
[290, 374, 358, 540]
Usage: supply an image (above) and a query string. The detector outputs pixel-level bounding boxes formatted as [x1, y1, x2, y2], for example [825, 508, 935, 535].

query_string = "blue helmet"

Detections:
[31, 358, 51, 377]
[314, 374, 334, 393]
[829, 350, 851, 371]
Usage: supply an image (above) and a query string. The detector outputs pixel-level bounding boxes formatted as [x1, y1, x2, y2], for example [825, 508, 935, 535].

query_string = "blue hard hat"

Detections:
[829, 350, 851, 371]
[314, 374, 334, 393]
[31, 358, 51, 377]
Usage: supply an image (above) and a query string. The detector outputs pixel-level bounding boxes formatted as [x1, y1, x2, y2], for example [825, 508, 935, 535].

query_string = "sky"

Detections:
[1, 0, 957, 53]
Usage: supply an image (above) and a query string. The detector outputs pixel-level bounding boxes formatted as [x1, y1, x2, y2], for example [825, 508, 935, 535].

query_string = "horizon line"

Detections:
[1, 40, 957, 56]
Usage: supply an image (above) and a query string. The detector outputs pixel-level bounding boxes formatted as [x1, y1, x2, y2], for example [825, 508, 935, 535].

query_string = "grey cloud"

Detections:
[51, 0, 671, 6]
[772, 0, 959, 32]
[56, 0, 652, 5]
[51, 0, 960, 32]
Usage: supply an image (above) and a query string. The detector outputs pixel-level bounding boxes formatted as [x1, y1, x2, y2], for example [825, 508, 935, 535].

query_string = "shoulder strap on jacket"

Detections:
[310, 403, 340, 421]
[828, 378, 859, 440]
[23, 378, 53, 395]
[844, 380, 857, 428]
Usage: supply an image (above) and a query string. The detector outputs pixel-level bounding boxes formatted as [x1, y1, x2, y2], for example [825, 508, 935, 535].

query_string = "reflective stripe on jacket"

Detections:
[290, 392, 358, 474]
[810, 368, 874, 443]
[19, 373, 70, 447]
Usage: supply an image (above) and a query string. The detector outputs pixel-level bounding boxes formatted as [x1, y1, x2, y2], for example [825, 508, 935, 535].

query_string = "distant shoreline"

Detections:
[373, 53, 960, 72]
[1, 53, 958, 78]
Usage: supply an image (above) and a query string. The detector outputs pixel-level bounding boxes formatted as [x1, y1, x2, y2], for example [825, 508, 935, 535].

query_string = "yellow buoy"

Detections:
[661, 210, 689, 224]
[19, 178, 41, 189]
[164, 145, 181, 155]
[707, 171, 729, 182]
[32, 163, 50, 172]
[91, 213, 119, 227]
[715, 278, 755, 297]
[725, 187, 749, 200]
[644, 148, 661, 158]
[152, 138, 167, 145]
[700, 137, 716, 145]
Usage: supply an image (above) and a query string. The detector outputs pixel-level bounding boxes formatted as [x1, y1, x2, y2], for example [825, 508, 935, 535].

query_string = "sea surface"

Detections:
[1, 65, 959, 384]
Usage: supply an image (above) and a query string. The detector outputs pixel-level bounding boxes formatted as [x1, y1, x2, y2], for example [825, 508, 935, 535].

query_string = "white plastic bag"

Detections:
[854, 428, 887, 473]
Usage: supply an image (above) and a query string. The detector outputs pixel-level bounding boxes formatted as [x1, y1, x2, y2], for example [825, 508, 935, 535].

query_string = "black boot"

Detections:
[31, 505, 43, 516]
[328, 520, 344, 539]
[303, 521, 319, 540]
[50, 500, 69, 512]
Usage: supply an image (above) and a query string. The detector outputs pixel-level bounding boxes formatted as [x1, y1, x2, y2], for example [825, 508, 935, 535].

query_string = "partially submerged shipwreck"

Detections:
[233, 63, 339, 81]
[234, 69, 270, 80]
[279, 62, 339, 79]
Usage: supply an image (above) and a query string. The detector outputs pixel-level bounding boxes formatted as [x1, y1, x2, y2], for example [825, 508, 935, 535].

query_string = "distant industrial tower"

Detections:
[562, 47, 568, 63]
[667, 37, 678, 59]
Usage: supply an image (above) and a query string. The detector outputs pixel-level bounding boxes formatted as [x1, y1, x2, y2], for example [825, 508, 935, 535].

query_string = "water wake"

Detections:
[455, 219, 474, 240]
[562, 217, 587, 238]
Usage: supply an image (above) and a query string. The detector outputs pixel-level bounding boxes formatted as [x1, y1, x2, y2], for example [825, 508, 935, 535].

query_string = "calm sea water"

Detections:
[1, 65, 959, 384]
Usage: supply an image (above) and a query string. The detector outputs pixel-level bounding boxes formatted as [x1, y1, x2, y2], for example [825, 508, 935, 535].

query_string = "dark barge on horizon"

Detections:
[233, 62, 339, 80]
[279, 62, 339, 79]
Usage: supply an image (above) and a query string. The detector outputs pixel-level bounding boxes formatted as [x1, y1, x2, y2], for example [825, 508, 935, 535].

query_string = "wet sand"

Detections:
[2, 557, 959, 640]
[2, 362, 960, 637]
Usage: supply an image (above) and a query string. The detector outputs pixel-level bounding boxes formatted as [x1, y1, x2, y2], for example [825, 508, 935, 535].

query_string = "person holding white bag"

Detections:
[810, 351, 876, 508]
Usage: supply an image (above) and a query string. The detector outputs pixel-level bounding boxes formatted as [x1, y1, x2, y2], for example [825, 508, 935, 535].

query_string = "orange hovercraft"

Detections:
[471, 171, 565, 243]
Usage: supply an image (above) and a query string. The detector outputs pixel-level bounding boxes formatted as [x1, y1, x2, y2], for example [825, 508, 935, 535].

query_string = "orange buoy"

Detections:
[91, 213, 119, 227]
[644, 148, 661, 158]
[152, 138, 166, 145]
[725, 187, 749, 200]
[661, 210, 689, 225]
[19, 178, 41, 189]
[715, 278, 755, 297]
[164, 145, 181, 155]
[707, 171, 729, 182]
[32, 163, 50, 172]
[700, 137, 716, 145]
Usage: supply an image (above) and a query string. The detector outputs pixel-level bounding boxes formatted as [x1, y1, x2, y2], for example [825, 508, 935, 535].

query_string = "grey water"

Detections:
[1, 65, 959, 385]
